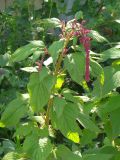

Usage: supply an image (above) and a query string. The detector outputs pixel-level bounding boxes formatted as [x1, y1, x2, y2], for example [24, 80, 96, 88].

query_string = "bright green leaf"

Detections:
[100, 48, 120, 62]
[64, 53, 85, 84]
[11, 40, 45, 62]
[28, 67, 56, 112]
[89, 30, 108, 43]
[48, 40, 64, 64]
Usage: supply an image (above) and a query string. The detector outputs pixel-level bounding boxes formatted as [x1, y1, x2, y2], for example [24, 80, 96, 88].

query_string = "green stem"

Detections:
[45, 97, 53, 126]
[45, 38, 70, 126]
[49, 0, 53, 18]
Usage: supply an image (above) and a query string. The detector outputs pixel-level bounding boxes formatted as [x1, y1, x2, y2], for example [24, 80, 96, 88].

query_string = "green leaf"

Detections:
[0, 94, 28, 127]
[11, 40, 45, 62]
[48, 40, 64, 64]
[57, 145, 82, 160]
[109, 108, 120, 138]
[51, 102, 80, 143]
[99, 95, 120, 115]
[90, 59, 104, 85]
[14, 122, 34, 137]
[81, 129, 97, 145]
[39, 18, 61, 28]
[75, 11, 83, 20]
[55, 74, 65, 90]
[98, 95, 120, 138]
[2, 152, 25, 160]
[28, 67, 56, 112]
[92, 66, 120, 97]
[0, 53, 10, 67]
[83, 153, 113, 160]
[77, 113, 99, 133]
[100, 48, 120, 62]
[23, 135, 52, 160]
[61, 89, 81, 104]
[53, 97, 66, 118]
[32, 137, 52, 160]
[64, 53, 85, 84]
[89, 30, 108, 43]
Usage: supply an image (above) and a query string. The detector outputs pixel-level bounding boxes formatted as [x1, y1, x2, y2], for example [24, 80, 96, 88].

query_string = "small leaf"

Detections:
[75, 11, 83, 20]
[67, 132, 80, 143]
[55, 74, 65, 90]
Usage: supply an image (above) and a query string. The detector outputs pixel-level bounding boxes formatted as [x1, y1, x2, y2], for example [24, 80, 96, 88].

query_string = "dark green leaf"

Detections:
[0, 94, 28, 127]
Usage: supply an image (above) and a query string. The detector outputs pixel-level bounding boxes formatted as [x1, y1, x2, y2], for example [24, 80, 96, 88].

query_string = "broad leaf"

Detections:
[77, 112, 99, 133]
[11, 40, 45, 62]
[109, 108, 120, 138]
[48, 40, 64, 64]
[98, 95, 120, 115]
[23, 135, 52, 160]
[83, 153, 113, 160]
[92, 66, 120, 97]
[53, 97, 66, 118]
[56, 145, 82, 160]
[64, 53, 85, 84]
[2, 152, 25, 160]
[38, 18, 61, 28]
[28, 67, 56, 112]
[81, 129, 97, 145]
[0, 94, 28, 127]
[14, 122, 34, 137]
[90, 59, 104, 85]
[51, 102, 80, 143]
[89, 30, 108, 43]
[100, 48, 120, 62]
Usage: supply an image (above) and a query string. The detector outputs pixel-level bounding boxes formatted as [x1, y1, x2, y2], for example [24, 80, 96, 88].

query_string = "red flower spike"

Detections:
[80, 36, 91, 82]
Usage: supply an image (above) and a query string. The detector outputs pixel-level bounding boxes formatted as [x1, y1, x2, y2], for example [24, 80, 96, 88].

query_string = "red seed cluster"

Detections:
[71, 20, 91, 82]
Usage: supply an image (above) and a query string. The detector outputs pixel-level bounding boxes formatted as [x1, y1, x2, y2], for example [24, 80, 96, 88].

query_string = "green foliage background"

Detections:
[0, 0, 120, 160]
